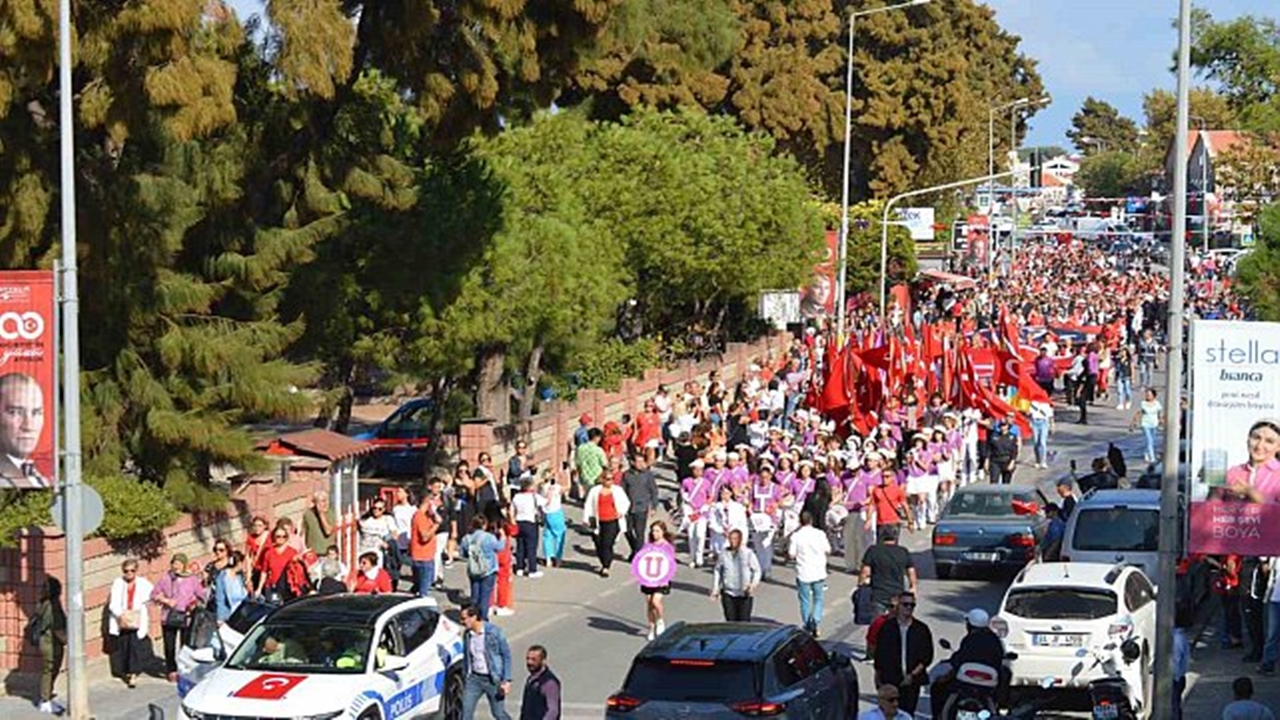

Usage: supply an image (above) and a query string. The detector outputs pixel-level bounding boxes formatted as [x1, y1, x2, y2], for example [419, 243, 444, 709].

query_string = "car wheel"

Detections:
[440, 669, 465, 720]
[357, 708, 382, 720]
[936, 563, 953, 580]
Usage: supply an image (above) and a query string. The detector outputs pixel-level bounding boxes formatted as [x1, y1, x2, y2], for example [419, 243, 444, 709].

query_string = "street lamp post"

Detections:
[836, 0, 931, 339]
[1006, 96, 1050, 265]
[986, 96, 1049, 271]
[880, 171, 1015, 315]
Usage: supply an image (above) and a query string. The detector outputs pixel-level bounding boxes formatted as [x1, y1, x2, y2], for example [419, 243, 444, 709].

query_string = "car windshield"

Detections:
[225, 621, 372, 675]
[1004, 588, 1118, 620]
[624, 659, 758, 703]
[945, 491, 1035, 517]
[1072, 508, 1158, 552]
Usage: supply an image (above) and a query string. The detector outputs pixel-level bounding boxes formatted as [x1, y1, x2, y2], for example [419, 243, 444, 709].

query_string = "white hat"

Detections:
[965, 608, 990, 629]
[727, 451, 741, 461]
[690, 459, 706, 469]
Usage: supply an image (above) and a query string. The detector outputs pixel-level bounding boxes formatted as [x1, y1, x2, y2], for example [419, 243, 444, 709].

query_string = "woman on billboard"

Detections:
[1209, 419, 1280, 503]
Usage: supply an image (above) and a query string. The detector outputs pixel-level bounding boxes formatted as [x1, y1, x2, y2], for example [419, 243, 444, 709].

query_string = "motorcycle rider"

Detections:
[930, 608, 1008, 718]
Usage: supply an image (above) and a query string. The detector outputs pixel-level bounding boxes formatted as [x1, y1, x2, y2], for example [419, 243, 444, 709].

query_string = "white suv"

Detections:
[991, 562, 1155, 715]
[1060, 489, 1160, 582]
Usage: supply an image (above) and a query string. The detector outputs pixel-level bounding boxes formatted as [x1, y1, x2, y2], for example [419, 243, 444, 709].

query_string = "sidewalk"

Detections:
[0, 673, 173, 720]
[1183, 624, 1280, 718]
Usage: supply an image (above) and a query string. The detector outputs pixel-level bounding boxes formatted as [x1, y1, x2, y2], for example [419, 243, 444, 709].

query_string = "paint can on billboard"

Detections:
[1187, 319, 1280, 555]
[0, 271, 56, 489]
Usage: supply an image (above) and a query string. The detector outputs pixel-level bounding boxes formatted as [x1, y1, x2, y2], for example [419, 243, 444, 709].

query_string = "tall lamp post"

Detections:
[880, 171, 1015, 315]
[835, 0, 931, 339]
[988, 97, 1029, 215]
[1006, 96, 1050, 264]
[1154, 0, 1192, 716]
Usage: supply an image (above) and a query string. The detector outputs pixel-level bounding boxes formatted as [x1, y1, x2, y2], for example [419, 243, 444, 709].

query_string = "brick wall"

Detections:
[458, 332, 793, 476]
[0, 472, 331, 692]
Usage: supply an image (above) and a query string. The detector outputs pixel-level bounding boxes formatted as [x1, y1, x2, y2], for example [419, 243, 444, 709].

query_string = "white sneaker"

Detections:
[38, 701, 64, 715]
[647, 626, 656, 641]
[656, 620, 666, 636]
[528, 571, 544, 579]
[494, 607, 515, 617]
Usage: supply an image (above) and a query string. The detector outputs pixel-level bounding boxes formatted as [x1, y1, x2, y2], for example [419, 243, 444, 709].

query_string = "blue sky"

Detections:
[983, 0, 1277, 149]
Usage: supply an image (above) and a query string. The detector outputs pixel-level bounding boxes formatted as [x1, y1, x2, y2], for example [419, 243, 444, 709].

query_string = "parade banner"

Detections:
[966, 215, 990, 268]
[1188, 319, 1280, 554]
[0, 271, 56, 489]
[801, 230, 838, 318]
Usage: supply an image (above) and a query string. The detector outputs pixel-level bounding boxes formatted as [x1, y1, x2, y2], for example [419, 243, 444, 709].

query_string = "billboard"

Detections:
[0, 271, 56, 489]
[1188, 319, 1280, 554]
[965, 215, 990, 268]
[801, 230, 839, 318]
[895, 207, 936, 241]
[759, 290, 801, 330]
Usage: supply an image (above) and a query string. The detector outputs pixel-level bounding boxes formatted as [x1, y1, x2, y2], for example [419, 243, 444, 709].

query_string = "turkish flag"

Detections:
[232, 674, 308, 700]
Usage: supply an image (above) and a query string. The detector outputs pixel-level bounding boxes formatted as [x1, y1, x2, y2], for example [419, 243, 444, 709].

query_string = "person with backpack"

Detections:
[29, 576, 66, 714]
[460, 517, 503, 620]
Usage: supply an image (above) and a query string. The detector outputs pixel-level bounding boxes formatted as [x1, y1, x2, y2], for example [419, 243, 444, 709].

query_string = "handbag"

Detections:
[119, 609, 141, 631]
[162, 607, 192, 630]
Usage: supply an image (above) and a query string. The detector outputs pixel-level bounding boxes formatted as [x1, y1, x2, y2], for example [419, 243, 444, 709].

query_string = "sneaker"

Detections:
[515, 569, 525, 577]
[647, 627, 656, 641]
[494, 607, 515, 617]
[1260, 664, 1276, 676]
[528, 571, 545, 578]
[38, 701, 64, 715]
[656, 620, 666, 636]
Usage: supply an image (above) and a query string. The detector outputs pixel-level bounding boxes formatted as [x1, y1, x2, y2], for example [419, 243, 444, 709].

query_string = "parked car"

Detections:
[354, 398, 436, 477]
[606, 622, 858, 719]
[931, 485, 1050, 579]
[991, 562, 1155, 717]
[179, 594, 463, 720]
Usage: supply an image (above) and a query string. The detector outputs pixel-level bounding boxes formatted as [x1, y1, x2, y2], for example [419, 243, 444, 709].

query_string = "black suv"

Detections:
[605, 622, 858, 719]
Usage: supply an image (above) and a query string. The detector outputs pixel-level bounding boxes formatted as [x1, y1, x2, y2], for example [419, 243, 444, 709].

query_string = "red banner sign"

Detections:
[0, 271, 56, 489]
[1188, 501, 1280, 555]
[801, 230, 838, 318]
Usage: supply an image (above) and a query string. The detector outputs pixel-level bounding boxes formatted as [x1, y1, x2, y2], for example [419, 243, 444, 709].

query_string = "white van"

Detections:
[1060, 489, 1161, 583]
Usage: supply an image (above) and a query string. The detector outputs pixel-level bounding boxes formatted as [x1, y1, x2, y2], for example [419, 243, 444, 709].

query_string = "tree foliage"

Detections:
[1067, 97, 1140, 155]
[1234, 202, 1280, 321]
[1190, 8, 1280, 134]
[1142, 87, 1237, 151]
[1075, 151, 1151, 200]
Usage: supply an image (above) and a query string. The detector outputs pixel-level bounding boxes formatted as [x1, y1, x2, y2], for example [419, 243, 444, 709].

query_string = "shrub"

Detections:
[575, 337, 664, 391]
[89, 474, 179, 541]
[0, 490, 54, 547]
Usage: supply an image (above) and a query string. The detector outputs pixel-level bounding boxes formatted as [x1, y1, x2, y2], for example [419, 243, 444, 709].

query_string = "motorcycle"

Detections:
[1070, 638, 1144, 720]
[929, 638, 1008, 720]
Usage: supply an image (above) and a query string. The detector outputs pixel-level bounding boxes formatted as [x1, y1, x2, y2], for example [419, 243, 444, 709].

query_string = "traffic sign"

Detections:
[630, 542, 677, 588]
[51, 484, 105, 537]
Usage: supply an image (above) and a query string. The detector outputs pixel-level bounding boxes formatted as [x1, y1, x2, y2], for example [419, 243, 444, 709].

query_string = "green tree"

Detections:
[1234, 202, 1280, 321]
[1142, 87, 1237, 150]
[1190, 9, 1280, 133]
[1067, 97, 1140, 155]
[1074, 151, 1150, 199]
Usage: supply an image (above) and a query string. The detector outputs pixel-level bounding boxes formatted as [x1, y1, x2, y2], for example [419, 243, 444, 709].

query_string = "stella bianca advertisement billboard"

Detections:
[0, 271, 57, 490]
[1188, 319, 1280, 555]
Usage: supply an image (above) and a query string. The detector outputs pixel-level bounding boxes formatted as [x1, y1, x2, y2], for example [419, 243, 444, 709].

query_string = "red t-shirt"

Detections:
[352, 568, 393, 595]
[410, 508, 439, 562]
[598, 490, 620, 522]
[872, 484, 907, 526]
[257, 545, 298, 587]
[634, 413, 662, 447]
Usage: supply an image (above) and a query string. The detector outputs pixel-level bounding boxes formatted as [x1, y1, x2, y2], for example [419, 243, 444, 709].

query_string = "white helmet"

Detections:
[965, 608, 990, 629]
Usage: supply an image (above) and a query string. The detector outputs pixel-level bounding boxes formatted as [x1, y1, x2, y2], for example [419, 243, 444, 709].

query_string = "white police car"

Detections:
[179, 594, 464, 720]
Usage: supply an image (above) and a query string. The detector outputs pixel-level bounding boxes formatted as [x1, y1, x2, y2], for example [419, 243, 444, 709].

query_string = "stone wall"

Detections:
[458, 332, 793, 476]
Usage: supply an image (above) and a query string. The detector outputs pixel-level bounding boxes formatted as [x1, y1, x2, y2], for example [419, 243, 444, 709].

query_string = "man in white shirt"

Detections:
[857, 683, 911, 720]
[787, 510, 831, 638]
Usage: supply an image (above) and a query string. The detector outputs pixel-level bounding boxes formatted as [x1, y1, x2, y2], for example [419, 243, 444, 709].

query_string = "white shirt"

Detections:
[857, 708, 911, 720]
[787, 525, 831, 583]
[392, 502, 417, 549]
[512, 490, 546, 523]
[541, 483, 563, 514]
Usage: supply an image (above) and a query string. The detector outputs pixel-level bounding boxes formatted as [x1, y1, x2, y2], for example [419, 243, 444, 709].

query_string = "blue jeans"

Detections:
[1138, 361, 1153, 391]
[542, 510, 566, 562]
[1031, 419, 1050, 465]
[461, 673, 511, 720]
[1116, 375, 1132, 406]
[1262, 602, 1280, 667]
[470, 573, 497, 619]
[1142, 426, 1158, 461]
[797, 580, 825, 630]
[412, 559, 435, 597]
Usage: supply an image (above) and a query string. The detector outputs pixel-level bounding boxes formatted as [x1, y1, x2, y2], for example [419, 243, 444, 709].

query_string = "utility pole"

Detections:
[56, 0, 88, 714]
[1154, 0, 1191, 716]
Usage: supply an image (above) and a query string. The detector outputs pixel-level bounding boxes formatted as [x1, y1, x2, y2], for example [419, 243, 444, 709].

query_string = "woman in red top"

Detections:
[631, 401, 664, 462]
[254, 524, 299, 597]
[244, 515, 270, 587]
[871, 465, 913, 535]
[351, 552, 393, 594]
[584, 473, 631, 577]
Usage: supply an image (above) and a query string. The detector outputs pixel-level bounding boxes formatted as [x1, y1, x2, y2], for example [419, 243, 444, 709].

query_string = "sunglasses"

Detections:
[882, 696, 900, 703]
[373, 505, 386, 511]
[901, 602, 916, 608]
[215, 547, 227, 553]
[273, 533, 287, 540]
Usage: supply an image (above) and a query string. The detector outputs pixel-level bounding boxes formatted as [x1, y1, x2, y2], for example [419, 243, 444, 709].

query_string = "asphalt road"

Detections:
[0, 390, 1185, 719]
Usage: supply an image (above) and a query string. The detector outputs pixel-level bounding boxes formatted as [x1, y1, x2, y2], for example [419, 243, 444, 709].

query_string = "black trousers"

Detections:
[898, 681, 922, 715]
[721, 594, 753, 621]
[516, 520, 539, 574]
[596, 520, 620, 570]
[992, 461, 1014, 485]
[1244, 595, 1266, 658]
[110, 632, 148, 678]
[625, 510, 650, 558]
[161, 623, 190, 673]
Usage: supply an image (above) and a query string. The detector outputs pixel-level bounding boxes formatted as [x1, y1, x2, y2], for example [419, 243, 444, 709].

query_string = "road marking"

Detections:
[507, 579, 639, 644]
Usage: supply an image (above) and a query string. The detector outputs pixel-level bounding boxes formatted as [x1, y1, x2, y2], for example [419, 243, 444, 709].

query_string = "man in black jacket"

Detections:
[520, 645, 561, 720]
[987, 420, 1019, 485]
[873, 591, 934, 715]
[930, 608, 1007, 717]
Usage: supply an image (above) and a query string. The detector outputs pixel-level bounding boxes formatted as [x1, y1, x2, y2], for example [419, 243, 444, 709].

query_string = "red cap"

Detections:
[580, 413, 593, 425]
